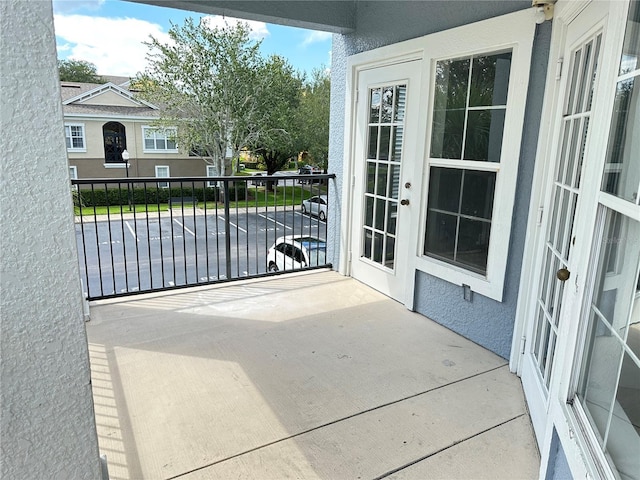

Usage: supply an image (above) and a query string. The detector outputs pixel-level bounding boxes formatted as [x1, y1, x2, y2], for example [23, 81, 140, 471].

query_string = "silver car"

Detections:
[301, 195, 328, 221]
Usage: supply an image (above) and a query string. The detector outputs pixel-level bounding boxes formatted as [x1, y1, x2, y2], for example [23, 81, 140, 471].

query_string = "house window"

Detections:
[69, 165, 78, 180]
[65, 123, 85, 151]
[424, 52, 511, 275]
[206, 165, 218, 187]
[155, 165, 170, 188]
[143, 126, 177, 152]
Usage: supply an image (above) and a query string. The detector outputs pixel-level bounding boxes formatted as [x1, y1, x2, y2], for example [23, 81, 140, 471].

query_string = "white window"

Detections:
[65, 123, 86, 151]
[155, 165, 170, 188]
[69, 165, 78, 180]
[143, 126, 178, 152]
[414, 17, 534, 302]
[206, 165, 218, 187]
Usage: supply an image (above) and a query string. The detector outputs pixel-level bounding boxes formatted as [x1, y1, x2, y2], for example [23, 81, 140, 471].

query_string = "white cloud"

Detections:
[202, 15, 270, 41]
[301, 30, 332, 48]
[54, 14, 169, 77]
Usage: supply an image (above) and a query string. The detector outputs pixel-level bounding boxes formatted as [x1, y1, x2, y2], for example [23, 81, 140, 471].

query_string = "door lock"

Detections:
[556, 268, 570, 282]
[405, 182, 411, 189]
[400, 199, 410, 206]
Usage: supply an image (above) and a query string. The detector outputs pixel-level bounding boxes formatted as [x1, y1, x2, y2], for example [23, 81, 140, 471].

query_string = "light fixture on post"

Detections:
[532, 0, 556, 24]
[121, 149, 132, 211]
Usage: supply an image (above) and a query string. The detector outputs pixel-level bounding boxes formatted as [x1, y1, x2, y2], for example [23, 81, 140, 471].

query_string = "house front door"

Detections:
[350, 61, 422, 305]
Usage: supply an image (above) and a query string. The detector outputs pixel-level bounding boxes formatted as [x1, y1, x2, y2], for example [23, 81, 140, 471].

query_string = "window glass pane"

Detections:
[385, 236, 395, 269]
[381, 86, 394, 123]
[65, 137, 72, 149]
[601, 77, 640, 203]
[375, 198, 385, 230]
[370, 88, 381, 123]
[577, 210, 640, 478]
[368, 126, 378, 159]
[620, 0, 640, 75]
[387, 201, 397, 235]
[424, 211, 457, 262]
[364, 196, 374, 227]
[469, 53, 512, 107]
[156, 138, 166, 150]
[388, 164, 401, 200]
[431, 108, 465, 159]
[376, 163, 388, 196]
[379, 126, 391, 161]
[428, 167, 462, 213]
[167, 138, 177, 150]
[363, 229, 372, 259]
[457, 218, 491, 273]
[461, 171, 496, 220]
[391, 126, 403, 161]
[145, 138, 155, 150]
[366, 162, 376, 194]
[464, 109, 505, 162]
[431, 59, 469, 160]
[373, 232, 384, 263]
[394, 85, 406, 122]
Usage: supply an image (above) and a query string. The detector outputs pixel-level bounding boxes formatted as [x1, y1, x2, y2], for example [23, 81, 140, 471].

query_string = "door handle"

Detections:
[400, 199, 410, 206]
[556, 268, 570, 282]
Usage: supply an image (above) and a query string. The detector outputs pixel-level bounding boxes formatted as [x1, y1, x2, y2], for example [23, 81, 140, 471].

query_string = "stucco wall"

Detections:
[0, 1, 101, 479]
[329, 2, 551, 358]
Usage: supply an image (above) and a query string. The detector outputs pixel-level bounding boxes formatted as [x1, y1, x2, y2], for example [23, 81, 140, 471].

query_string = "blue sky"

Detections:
[53, 0, 332, 78]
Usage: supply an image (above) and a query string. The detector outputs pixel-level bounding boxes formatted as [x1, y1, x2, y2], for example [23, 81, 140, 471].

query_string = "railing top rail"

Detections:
[72, 173, 336, 185]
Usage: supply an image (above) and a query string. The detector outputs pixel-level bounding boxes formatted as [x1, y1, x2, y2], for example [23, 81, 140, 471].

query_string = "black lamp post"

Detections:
[122, 149, 131, 211]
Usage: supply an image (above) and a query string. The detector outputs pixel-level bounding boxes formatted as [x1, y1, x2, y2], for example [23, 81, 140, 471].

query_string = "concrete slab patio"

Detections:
[87, 270, 539, 480]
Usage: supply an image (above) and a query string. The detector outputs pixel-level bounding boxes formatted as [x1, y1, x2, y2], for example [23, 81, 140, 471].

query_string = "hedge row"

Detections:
[76, 185, 247, 207]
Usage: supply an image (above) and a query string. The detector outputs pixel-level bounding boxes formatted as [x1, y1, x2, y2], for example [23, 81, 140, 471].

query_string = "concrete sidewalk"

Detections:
[87, 271, 539, 480]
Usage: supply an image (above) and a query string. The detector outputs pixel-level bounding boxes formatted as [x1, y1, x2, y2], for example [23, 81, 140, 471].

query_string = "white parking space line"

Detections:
[258, 213, 292, 230]
[217, 215, 247, 233]
[174, 219, 195, 237]
[125, 221, 139, 242]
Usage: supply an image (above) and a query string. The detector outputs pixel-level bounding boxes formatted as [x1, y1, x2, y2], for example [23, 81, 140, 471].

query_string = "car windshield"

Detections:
[297, 237, 326, 266]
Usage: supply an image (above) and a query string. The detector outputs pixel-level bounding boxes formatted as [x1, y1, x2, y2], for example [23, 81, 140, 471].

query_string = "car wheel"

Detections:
[268, 262, 279, 272]
[301, 205, 307, 214]
[319, 211, 326, 221]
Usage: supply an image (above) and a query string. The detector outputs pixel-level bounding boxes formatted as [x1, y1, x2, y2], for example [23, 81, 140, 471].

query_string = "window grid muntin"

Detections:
[65, 124, 85, 150]
[143, 127, 178, 152]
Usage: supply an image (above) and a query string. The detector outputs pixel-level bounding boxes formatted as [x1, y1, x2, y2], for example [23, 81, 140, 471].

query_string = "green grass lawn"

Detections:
[74, 185, 324, 216]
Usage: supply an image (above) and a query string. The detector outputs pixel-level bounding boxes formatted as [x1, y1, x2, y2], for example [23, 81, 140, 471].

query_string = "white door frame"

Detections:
[512, 0, 631, 476]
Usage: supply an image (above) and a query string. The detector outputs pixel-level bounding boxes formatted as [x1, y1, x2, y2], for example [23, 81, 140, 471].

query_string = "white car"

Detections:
[267, 235, 327, 272]
[301, 195, 328, 221]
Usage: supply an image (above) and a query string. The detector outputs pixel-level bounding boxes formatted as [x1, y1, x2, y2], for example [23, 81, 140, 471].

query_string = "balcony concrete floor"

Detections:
[87, 270, 539, 480]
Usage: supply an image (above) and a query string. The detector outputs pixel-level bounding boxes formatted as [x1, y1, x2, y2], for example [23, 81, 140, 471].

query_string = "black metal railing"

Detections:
[72, 173, 334, 300]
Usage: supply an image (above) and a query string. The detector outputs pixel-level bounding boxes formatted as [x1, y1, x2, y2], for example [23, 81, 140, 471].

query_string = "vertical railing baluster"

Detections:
[223, 179, 232, 280]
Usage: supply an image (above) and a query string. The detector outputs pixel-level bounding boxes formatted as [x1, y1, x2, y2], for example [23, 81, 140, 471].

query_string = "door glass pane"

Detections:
[601, 77, 640, 203]
[577, 209, 640, 478]
[619, 0, 640, 75]
[361, 83, 406, 270]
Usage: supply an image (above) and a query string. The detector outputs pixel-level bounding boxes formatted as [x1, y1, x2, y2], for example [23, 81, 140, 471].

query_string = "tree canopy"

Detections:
[134, 17, 329, 178]
[296, 68, 330, 170]
[58, 59, 105, 83]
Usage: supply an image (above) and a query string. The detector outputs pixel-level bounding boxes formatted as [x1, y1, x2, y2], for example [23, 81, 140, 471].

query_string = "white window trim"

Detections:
[64, 122, 86, 152]
[68, 165, 78, 180]
[142, 125, 178, 153]
[340, 9, 536, 303]
[411, 10, 536, 302]
[155, 165, 170, 188]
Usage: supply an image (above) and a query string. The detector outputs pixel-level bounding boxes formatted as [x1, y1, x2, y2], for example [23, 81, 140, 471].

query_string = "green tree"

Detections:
[134, 18, 267, 176]
[296, 68, 330, 171]
[58, 59, 106, 83]
[252, 55, 304, 185]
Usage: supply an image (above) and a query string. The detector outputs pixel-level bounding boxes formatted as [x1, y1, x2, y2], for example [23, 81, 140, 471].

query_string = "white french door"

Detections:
[520, 2, 609, 444]
[350, 61, 422, 304]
